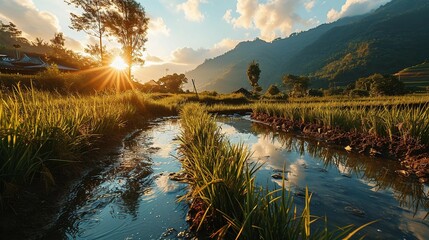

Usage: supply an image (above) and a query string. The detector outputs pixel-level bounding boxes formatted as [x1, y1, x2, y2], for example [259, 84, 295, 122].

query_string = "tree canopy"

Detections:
[66, 0, 109, 65]
[105, 0, 149, 80]
[282, 74, 310, 97]
[157, 73, 188, 93]
[355, 73, 405, 96]
[247, 60, 261, 94]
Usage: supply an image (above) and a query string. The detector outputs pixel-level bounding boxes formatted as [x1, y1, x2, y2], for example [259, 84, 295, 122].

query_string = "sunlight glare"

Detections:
[110, 56, 128, 70]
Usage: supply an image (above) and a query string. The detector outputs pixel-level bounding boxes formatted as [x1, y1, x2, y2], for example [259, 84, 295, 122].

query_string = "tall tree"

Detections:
[50, 32, 66, 58]
[105, 0, 149, 80]
[65, 0, 109, 65]
[157, 73, 188, 93]
[247, 60, 261, 95]
[283, 74, 310, 97]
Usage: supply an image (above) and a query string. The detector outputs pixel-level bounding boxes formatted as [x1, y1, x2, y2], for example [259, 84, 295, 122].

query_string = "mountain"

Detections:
[186, 0, 429, 93]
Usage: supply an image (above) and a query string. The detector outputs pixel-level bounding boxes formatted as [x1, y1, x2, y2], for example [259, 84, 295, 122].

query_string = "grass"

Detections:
[178, 103, 370, 239]
[0, 85, 253, 208]
[0, 86, 175, 204]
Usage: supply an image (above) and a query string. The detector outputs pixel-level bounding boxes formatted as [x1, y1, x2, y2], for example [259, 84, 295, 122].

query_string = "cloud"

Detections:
[0, 0, 60, 41]
[304, 0, 316, 11]
[213, 38, 240, 53]
[223, 9, 233, 23]
[224, 0, 304, 41]
[327, 0, 390, 22]
[146, 55, 164, 63]
[177, 0, 206, 22]
[149, 17, 171, 36]
[171, 38, 241, 65]
[64, 36, 84, 52]
[172, 47, 210, 64]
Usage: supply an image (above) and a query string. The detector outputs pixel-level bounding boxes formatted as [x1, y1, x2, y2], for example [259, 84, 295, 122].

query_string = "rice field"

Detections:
[0, 87, 174, 202]
[253, 96, 429, 145]
[177, 103, 369, 239]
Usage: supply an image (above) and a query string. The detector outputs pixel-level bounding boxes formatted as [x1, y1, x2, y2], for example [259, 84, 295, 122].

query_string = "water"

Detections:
[48, 118, 189, 240]
[49, 116, 429, 239]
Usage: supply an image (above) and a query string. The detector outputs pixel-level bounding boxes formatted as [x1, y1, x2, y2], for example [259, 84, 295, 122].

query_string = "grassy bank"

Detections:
[178, 104, 367, 239]
[253, 99, 429, 145]
[0, 87, 176, 204]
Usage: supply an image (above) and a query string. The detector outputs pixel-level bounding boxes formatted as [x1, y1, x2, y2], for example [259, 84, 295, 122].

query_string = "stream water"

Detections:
[48, 116, 429, 239]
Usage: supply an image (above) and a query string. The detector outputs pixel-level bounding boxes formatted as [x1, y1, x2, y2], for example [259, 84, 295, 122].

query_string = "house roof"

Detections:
[13, 54, 44, 66]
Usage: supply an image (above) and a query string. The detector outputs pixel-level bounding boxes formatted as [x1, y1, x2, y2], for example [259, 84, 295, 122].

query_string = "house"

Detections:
[0, 53, 78, 74]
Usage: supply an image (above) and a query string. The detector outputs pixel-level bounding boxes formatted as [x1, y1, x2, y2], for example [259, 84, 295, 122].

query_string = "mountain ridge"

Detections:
[186, 0, 429, 93]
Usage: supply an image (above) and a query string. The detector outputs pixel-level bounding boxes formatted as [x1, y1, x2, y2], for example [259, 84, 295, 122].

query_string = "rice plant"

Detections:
[178, 103, 370, 239]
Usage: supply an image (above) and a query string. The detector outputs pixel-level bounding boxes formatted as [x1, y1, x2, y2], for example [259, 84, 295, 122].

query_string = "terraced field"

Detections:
[396, 62, 429, 91]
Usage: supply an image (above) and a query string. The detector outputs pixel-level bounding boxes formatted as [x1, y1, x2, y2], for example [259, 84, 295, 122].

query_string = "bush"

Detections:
[266, 84, 281, 95]
[349, 88, 370, 97]
[307, 89, 324, 97]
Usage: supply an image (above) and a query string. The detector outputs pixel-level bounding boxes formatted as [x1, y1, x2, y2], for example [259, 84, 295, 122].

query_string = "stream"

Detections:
[47, 116, 429, 239]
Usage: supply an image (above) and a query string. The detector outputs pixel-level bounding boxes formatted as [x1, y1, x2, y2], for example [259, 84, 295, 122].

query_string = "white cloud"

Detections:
[327, 0, 390, 22]
[213, 38, 240, 53]
[172, 47, 209, 64]
[223, 9, 233, 23]
[149, 17, 171, 36]
[177, 0, 206, 22]
[64, 36, 84, 52]
[171, 38, 241, 65]
[224, 0, 304, 41]
[0, 0, 60, 41]
[305, 0, 316, 11]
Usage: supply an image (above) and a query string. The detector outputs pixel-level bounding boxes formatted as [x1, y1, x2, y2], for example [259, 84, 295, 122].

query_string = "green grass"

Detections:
[178, 103, 370, 239]
[0, 87, 175, 203]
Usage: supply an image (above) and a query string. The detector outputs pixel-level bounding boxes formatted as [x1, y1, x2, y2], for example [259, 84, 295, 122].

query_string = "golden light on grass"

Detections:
[110, 56, 128, 71]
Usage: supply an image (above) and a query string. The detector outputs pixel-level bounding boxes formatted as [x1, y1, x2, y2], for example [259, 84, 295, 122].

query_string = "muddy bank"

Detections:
[251, 112, 429, 181]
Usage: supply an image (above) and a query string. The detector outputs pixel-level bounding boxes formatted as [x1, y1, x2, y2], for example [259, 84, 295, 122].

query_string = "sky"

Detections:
[0, 0, 391, 82]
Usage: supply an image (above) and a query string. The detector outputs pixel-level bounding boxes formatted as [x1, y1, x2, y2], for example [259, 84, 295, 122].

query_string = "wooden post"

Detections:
[192, 79, 199, 99]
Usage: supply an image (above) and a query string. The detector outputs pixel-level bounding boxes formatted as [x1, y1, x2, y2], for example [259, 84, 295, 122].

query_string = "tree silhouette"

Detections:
[157, 73, 188, 93]
[283, 74, 310, 97]
[105, 0, 149, 80]
[66, 0, 109, 65]
[50, 33, 66, 58]
[247, 60, 261, 95]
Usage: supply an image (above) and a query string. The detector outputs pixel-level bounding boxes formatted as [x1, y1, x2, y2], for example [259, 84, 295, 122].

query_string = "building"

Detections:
[0, 53, 78, 74]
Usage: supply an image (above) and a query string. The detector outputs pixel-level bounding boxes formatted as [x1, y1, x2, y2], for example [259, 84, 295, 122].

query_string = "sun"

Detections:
[110, 56, 128, 70]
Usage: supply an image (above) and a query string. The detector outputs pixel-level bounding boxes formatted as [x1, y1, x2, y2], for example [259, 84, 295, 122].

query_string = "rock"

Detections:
[341, 173, 352, 178]
[169, 172, 189, 182]
[395, 170, 410, 177]
[271, 173, 287, 180]
[344, 206, 365, 217]
[419, 178, 428, 183]
[369, 148, 382, 156]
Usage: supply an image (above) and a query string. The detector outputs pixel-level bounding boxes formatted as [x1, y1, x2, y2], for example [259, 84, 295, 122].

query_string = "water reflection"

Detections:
[251, 122, 429, 215]
[219, 116, 429, 239]
[46, 120, 189, 240]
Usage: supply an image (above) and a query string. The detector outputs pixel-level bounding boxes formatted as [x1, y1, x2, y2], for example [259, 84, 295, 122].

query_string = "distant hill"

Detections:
[396, 62, 429, 92]
[186, 0, 429, 93]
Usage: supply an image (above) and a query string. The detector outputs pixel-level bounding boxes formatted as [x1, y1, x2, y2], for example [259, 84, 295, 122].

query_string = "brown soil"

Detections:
[251, 112, 429, 182]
